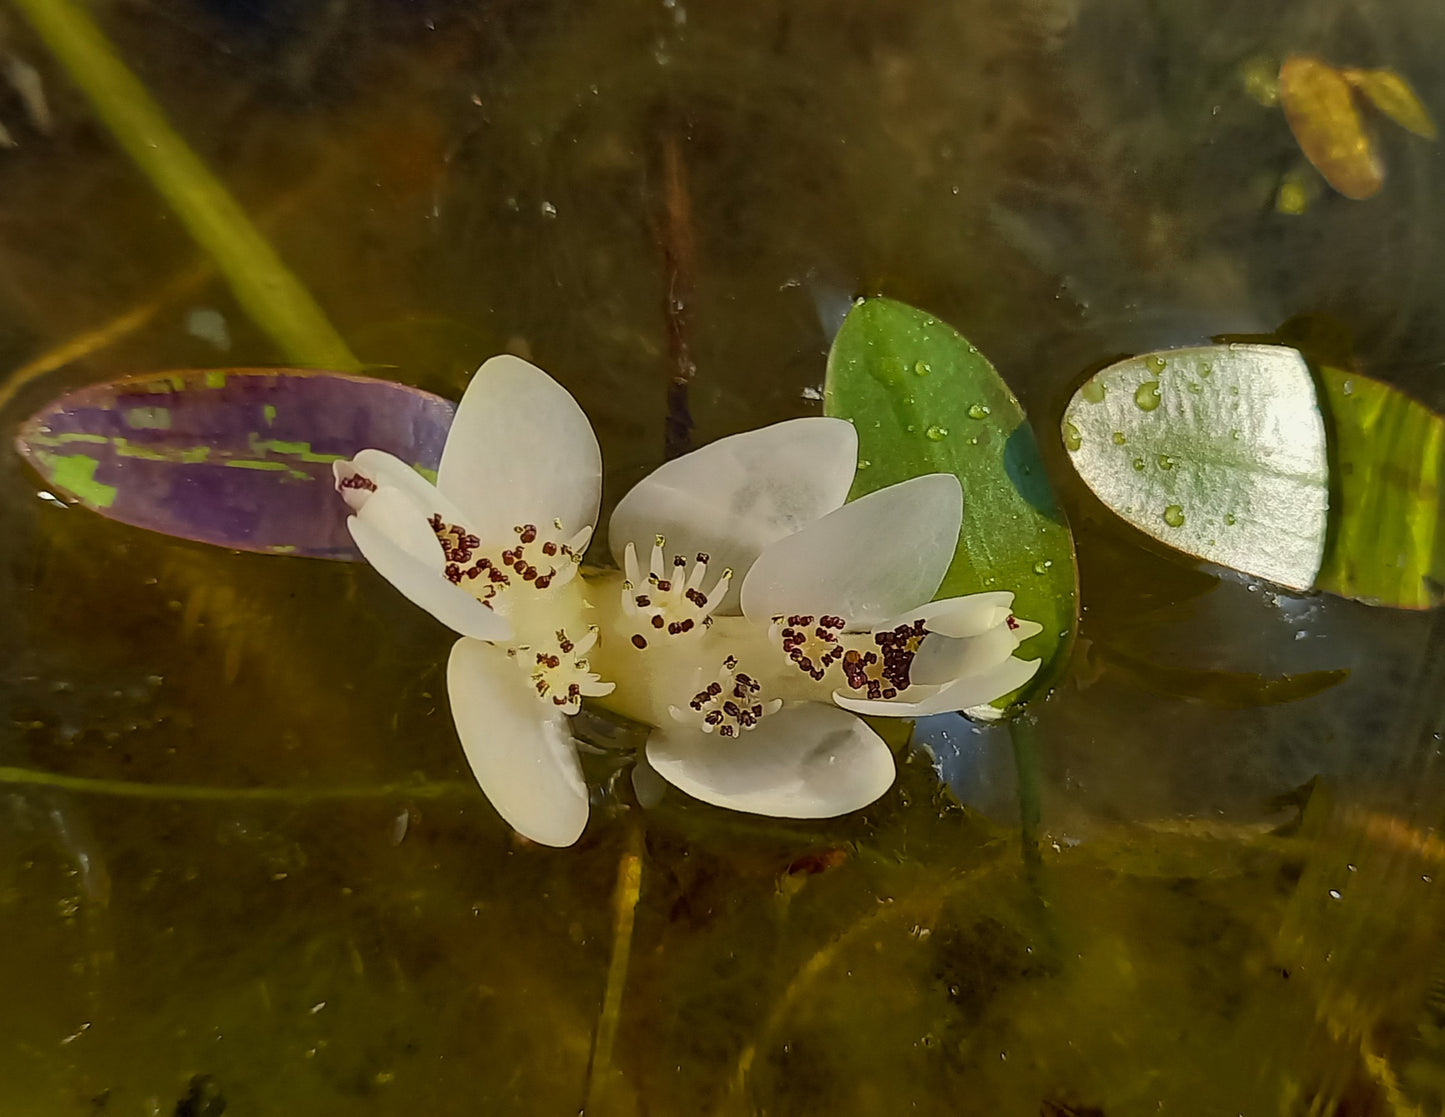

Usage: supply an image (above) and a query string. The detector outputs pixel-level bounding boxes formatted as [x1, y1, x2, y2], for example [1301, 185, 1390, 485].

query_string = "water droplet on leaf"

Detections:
[1111, 431, 1127, 445]
[967, 404, 991, 420]
[1157, 453, 1175, 470]
[925, 425, 949, 441]
[1162, 504, 1186, 528]
[1145, 355, 1167, 374]
[1080, 380, 1106, 404]
[1063, 421, 1082, 451]
[1134, 382, 1162, 411]
[914, 360, 931, 377]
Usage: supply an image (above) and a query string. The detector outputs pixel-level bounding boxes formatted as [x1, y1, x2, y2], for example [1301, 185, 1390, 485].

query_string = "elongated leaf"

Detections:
[1062, 345, 1328, 590]
[1315, 367, 1445, 609]
[1094, 643, 1348, 708]
[1279, 55, 1384, 200]
[1341, 67, 1438, 140]
[824, 297, 1077, 706]
[1063, 345, 1445, 610]
[16, 368, 455, 559]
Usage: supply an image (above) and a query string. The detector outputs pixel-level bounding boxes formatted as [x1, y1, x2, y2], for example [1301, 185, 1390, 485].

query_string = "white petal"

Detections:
[348, 507, 511, 642]
[608, 417, 857, 613]
[834, 654, 1040, 718]
[892, 591, 1016, 638]
[335, 449, 491, 537]
[448, 638, 589, 847]
[646, 703, 894, 819]
[438, 355, 602, 542]
[910, 623, 1021, 687]
[630, 752, 668, 809]
[354, 484, 446, 567]
[740, 474, 962, 628]
[334, 449, 439, 512]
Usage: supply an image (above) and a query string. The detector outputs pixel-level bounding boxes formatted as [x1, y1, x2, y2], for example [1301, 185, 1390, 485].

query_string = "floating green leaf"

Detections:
[1062, 345, 1328, 591]
[1315, 367, 1445, 609]
[1063, 344, 1445, 610]
[824, 297, 1077, 706]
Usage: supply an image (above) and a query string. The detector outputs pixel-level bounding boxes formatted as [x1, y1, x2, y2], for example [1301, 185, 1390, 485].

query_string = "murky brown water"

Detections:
[2, 1, 1444, 1113]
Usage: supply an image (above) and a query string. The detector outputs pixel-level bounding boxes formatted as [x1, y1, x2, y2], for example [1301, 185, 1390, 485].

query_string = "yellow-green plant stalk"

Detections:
[11, 0, 360, 370]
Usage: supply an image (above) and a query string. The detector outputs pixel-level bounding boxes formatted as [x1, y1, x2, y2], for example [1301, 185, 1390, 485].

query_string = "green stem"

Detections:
[10, 0, 360, 370]
[585, 825, 645, 1114]
[1008, 714, 1043, 864]
[0, 765, 472, 803]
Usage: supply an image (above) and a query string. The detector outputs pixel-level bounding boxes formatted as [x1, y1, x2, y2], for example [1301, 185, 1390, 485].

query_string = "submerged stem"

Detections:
[9, 0, 360, 370]
[584, 824, 645, 1114]
[0, 766, 472, 803]
[659, 127, 696, 461]
[1008, 713, 1043, 866]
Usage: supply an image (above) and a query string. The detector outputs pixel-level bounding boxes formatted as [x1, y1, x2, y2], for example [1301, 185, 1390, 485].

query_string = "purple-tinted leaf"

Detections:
[16, 368, 456, 559]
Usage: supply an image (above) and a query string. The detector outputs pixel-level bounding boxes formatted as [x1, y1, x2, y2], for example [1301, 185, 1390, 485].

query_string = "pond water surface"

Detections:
[2, 1, 1444, 1113]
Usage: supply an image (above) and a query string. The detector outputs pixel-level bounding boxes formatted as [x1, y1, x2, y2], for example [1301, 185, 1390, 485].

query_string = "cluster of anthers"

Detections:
[669, 655, 783, 738]
[508, 626, 614, 715]
[620, 536, 731, 650]
[771, 614, 930, 701]
[430, 516, 589, 603]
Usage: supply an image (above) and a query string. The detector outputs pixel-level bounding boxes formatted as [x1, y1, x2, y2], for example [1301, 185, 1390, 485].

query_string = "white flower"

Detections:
[335, 355, 1042, 848]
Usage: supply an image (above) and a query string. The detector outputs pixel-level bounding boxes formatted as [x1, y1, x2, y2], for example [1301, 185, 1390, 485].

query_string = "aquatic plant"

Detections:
[333, 354, 1041, 846]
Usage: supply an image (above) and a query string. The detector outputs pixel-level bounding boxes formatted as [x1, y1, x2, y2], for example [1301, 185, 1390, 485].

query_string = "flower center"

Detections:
[431, 516, 590, 606]
[619, 536, 731, 650]
[508, 626, 614, 715]
[668, 655, 782, 738]
[771, 615, 929, 701]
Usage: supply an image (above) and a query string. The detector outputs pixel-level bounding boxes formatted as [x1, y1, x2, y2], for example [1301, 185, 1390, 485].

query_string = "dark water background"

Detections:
[2, 0, 1445, 1112]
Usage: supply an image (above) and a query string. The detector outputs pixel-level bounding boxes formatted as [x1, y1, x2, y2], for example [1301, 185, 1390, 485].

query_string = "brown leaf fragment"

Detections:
[1341, 66, 1438, 140]
[783, 847, 850, 878]
[1279, 55, 1384, 200]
